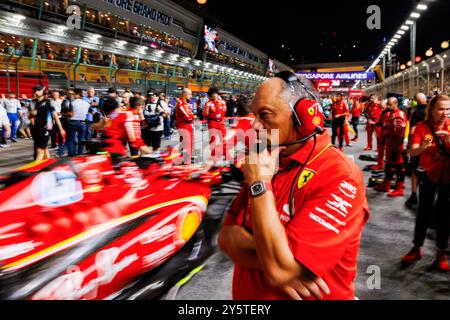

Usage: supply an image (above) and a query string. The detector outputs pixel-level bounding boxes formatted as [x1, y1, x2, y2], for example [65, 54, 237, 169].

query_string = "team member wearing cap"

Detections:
[218, 72, 369, 300]
[402, 94, 450, 271]
[373, 97, 408, 196]
[175, 88, 195, 163]
[29, 85, 66, 160]
[206, 87, 228, 160]
[364, 95, 382, 151]
[330, 93, 349, 151]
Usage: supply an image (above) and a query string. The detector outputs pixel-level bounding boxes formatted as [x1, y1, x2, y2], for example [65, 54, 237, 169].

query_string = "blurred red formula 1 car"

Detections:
[0, 146, 242, 300]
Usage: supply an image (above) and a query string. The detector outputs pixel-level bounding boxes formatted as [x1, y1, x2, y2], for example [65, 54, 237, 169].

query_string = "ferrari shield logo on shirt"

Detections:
[308, 107, 315, 116]
[297, 169, 316, 189]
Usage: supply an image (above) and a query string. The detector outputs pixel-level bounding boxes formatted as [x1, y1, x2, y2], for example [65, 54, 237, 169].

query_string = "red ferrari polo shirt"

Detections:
[412, 119, 450, 185]
[223, 131, 370, 300]
[351, 103, 362, 118]
[331, 101, 349, 118]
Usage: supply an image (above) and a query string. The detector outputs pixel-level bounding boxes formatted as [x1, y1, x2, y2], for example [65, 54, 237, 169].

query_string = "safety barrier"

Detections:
[364, 49, 450, 98]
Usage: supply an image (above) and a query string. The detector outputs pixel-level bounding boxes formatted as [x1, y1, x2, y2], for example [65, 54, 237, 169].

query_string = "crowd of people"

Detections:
[0, 73, 449, 300]
[0, 86, 245, 162]
[319, 91, 450, 271]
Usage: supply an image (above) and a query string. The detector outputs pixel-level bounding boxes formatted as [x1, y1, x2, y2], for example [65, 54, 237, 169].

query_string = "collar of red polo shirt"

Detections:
[284, 131, 333, 166]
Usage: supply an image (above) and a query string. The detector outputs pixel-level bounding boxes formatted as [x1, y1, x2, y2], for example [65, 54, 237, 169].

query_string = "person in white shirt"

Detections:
[1, 92, 22, 142]
[0, 104, 11, 148]
[49, 89, 63, 149]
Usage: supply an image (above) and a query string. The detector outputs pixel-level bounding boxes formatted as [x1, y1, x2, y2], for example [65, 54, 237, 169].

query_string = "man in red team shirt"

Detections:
[218, 72, 369, 300]
[373, 97, 407, 196]
[350, 97, 362, 142]
[205, 87, 228, 161]
[330, 93, 349, 151]
[372, 102, 391, 170]
[175, 88, 195, 164]
[364, 95, 382, 151]
[94, 97, 152, 161]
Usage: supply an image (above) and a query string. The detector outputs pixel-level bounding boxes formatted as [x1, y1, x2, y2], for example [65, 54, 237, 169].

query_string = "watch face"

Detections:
[252, 184, 263, 193]
[250, 182, 265, 196]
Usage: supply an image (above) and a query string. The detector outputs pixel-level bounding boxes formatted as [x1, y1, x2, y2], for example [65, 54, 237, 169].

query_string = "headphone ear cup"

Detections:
[295, 99, 325, 136]
[292, 98, 304, 129]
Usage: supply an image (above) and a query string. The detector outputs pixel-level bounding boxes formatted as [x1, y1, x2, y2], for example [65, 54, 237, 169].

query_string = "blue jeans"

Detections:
[163, 117, 171, 138]
[85, 121, 93, 142]
[7, 113, 19, 140]
[67, 120, 86, 156]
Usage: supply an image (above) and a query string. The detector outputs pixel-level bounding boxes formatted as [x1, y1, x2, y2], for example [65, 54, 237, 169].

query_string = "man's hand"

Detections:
[281, 270, 330, 300]
[242, 147, 284, 184]
[420, 138, 433, 150]
[60, 130, 67, 143]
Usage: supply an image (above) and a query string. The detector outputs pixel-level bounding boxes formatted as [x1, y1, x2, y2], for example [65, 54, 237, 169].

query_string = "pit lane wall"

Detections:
[364, 50, 450, 98]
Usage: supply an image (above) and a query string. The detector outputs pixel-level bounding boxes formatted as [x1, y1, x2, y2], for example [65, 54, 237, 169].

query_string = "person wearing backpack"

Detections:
[29, 86, 66, 160]
[142, 92, 170, 151]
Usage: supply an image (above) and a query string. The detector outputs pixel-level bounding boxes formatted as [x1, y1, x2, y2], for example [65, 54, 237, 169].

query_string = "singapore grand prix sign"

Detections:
[102, 0, 172, 26]
[297, 72, 375, 81]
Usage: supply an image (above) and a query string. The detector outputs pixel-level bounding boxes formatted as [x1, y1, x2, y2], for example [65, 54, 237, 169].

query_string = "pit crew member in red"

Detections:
[219, 72, 369, 300]
[372, 102, 391, 170]
[364, 95, 382, 151]
[330, 93, 349, 151]
[175, 88, 195, 163]
[402, 94, 450, 271]
[93, 98, 152, 161]
[206, 87, 228, 160]
[350, 97, 362, 142]
[373, 97, 407, 196]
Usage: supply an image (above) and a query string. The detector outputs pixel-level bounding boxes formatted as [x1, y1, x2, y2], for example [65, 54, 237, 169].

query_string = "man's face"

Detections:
[108, 92, 117, 98]
[159, 93, 165, 100]
[52, 91, 60, 100]
[211, 93, 219, 101]
[150, 95, 158, 103]
[251, 78, 297, 148]
[370, 96, 376, 103]
[387, 98, 397, 111]
[122, 96, 130, 105]
[7, 93, 15, 99]
[67, 90, 75, 99]
[336, 95, 343, 102]
[432, 100, 450, 124]
[184, 91, 192, 101]
[87, 89, 95, 97]
[34, 89, 44, 98]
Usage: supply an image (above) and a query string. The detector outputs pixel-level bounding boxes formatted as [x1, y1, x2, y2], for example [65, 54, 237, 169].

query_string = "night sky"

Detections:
[172, 0, 449, 68]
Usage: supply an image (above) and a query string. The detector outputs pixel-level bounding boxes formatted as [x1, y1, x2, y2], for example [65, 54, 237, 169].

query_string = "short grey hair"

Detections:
[279, 74, 320, 106]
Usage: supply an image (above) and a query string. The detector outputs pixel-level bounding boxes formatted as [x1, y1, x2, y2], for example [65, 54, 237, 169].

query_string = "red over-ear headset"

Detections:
[274, 71, 324, 146]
